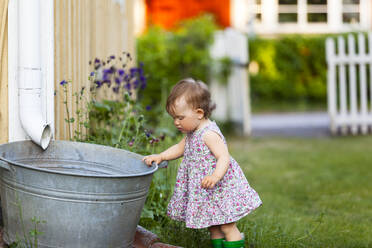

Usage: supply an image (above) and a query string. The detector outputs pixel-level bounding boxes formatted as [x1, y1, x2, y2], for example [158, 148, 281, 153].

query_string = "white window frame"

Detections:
[231, 0, 371, 34]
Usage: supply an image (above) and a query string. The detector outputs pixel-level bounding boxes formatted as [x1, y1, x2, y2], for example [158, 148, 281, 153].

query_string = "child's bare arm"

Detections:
[201, 131, 230, 189]
[142, 137, 186, 166]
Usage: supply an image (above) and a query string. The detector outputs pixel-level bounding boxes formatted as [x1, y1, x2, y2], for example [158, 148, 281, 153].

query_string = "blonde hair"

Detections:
[166, 78, 216, 118]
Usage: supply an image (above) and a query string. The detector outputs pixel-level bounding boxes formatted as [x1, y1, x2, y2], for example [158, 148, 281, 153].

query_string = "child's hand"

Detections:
[201, 175, 220, 189]
[142, 154, 162, 167]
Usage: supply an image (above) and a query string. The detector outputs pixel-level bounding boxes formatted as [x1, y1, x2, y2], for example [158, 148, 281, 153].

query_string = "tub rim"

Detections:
[0, 140, 159, 178]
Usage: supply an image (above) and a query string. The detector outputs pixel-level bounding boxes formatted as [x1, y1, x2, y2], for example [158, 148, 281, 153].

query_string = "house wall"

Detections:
[236, 0, 372, 34]
[144, 0, 230, 29]
[0, 0, 8, 144]
[54, 0, 135, 140]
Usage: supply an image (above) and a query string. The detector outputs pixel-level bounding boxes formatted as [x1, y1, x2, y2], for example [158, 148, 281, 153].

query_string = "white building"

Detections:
[231, 0, 372, 35]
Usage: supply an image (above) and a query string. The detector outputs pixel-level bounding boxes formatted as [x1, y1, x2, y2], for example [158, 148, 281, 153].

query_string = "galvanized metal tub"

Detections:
[0, 140, 162, 248]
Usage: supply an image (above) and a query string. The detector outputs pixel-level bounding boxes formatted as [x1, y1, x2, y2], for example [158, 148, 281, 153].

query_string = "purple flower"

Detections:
[115, 77, 121, 85]
[103, 76, 110, 82]
[94, 80, 102, 88]
[124, 75, 130, 82]
[103, 69, 111, 74]
[125, 82, 131, 90]
[140, 80, 147, 90]
[90, 71, 95, 76]
[145, 105, 151, 111]
[94, 58, 100, 64]
[145, 132, 151, 138]
[133, 80, 139, 89]
[110, 55, 115, 60]
[118, 69, 125, 76]
[130, 68, 137, 77]
[60, 80, 67, 86]
[103, 71, 110, 81]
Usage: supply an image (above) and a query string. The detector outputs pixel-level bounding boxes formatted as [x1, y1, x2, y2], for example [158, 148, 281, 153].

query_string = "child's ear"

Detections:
[196, 108, 204, 120]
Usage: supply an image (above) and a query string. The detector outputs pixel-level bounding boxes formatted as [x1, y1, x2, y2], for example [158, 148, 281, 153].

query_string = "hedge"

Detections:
[249, 34, 329, 104]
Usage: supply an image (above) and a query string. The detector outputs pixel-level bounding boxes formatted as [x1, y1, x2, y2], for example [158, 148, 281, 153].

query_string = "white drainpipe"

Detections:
[18, 0, 52, 150]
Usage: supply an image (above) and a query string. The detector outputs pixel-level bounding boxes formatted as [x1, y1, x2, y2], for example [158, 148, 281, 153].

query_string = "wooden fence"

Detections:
[326, 33, 372, 135]
[0, 0, 9, 144]
[54, 0, 135, 140]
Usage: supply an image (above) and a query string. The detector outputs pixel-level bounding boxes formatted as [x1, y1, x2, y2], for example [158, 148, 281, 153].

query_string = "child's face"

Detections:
[171, 97, 204, 133]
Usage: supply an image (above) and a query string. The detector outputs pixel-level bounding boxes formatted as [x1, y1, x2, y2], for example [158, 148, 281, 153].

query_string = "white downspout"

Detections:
[18, 0, 52, 150]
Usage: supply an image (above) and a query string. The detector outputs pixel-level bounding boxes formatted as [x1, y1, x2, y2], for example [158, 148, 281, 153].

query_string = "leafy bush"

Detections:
[59, 53, 172, 154]
[137, 14, 230, 124]
[249, 34, 328, 104]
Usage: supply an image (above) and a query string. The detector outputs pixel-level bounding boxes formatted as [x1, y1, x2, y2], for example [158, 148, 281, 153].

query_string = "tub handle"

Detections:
[0, 157, 15, 173]
[152, 161, 168, 169]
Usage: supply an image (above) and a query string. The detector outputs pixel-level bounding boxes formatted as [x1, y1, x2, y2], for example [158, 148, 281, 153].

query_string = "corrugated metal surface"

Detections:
[0, 0, 9, 144]
[54, 0, 135, 140]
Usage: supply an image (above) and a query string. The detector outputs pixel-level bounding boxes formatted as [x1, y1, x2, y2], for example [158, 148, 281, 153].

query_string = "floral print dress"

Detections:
[167, 121, 262, 229]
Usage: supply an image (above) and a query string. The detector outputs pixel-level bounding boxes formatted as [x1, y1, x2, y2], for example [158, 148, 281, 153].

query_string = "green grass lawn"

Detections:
[251, 100, 327, 113]
[151, 136, 372, 248]
[229, 136, 372, 248]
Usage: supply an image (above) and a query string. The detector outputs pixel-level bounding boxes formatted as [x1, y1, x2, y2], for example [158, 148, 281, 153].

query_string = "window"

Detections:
[253, 0, 262, 23]
[279, 13, 298, 23]
[307, 0, 327, 4]
[343, 13, 359, 23]
[343, 0, 359, 3]
[247, 0, 366, 34]
[279, 0, 298, 23]
[308, 13, 327, 22]
[279, 0, 297, 4]
[342, 0, 360, 23]
[307, 0, 327, 23]
[255, 13, 262, 22]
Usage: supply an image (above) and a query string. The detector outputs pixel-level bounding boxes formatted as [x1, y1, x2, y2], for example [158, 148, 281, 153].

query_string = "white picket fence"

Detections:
[326, 33, 372, 135]
[209, 28, 251, 135]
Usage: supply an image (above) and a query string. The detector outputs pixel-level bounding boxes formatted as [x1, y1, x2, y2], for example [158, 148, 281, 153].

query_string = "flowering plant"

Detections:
[59, 52, 163, 154]
[88, 52, 146, 96]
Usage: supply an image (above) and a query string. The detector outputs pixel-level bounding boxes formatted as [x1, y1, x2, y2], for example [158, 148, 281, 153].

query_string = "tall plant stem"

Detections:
[116, 119, 128, 148]
[64, 86, 72, 140]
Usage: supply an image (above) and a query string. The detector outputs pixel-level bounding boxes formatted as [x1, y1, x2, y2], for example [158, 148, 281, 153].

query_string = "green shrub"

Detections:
[59, 53, 175, 155]
[249, 34, 328, 103]
[137, 15, 233, 124]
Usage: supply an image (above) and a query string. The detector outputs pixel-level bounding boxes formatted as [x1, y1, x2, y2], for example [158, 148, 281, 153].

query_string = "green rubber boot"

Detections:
[211, 238, 225, 248]
[222, 233, 245, 248]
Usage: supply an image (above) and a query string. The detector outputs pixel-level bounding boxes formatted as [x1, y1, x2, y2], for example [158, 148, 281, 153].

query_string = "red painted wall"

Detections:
[145, 0, 231, 29]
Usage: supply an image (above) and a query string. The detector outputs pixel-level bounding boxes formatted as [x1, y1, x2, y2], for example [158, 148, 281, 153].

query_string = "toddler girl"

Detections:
[143, 78, 262, 248]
